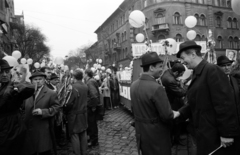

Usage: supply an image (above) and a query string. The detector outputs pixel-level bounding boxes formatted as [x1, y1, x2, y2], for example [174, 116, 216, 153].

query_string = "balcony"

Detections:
[113, 43, 121, 51]
[151, 23, 169, 35]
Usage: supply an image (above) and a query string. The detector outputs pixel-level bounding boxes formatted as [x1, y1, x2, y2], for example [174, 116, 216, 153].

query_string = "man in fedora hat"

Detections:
[176, 41, 240, 154]
[0, 59, 35, 155]
[130, 52, 179, 155]
[22, 71, 60, 155]
[48, 73, 60, 92]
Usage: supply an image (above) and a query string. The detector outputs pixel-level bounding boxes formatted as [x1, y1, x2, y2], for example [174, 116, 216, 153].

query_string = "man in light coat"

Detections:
[177, 41, 240, 155]
[64, 70, 88, 155]
[130, 52, 179, 155]
[23, 71, 60, 155]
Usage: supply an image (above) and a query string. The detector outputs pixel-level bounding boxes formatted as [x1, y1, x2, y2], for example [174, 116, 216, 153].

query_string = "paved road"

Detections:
[58, 107, 191, 155]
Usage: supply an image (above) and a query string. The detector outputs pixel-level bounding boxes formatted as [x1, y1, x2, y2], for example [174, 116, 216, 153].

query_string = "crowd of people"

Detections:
[0, 59, 120, 155]
[131, 40, 240, 155]
[1, 40, 240, 155]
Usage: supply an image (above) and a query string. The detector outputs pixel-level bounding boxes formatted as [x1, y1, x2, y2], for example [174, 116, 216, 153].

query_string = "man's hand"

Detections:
[32, 108, 43, 116]
[220, 137, 234, 148]
[173, 110, 180, 119]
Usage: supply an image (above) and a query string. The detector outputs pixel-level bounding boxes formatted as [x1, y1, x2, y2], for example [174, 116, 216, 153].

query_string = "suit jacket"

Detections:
[161, 69, 186, 110]
[230, 76, 240, 125]
[180, 60, 240, 155]
[85, 78, 100, 108]
[23, 85, 60, 155]
[130, 74, 173, 155]
[65, 81, 88, 135]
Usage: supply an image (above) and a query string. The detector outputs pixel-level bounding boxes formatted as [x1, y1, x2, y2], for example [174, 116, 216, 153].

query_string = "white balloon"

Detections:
[12, 50, 22, 59]
[34, 62, 40, 68]
[3, 56, 19, 67]
[64, 65, 69, 71]
[187, 30, 197, 40]
[129, 10, 146, 28]
[101, 66, 105, 71]
[98, 59, 102, 64]
[185, 16, 197, 28]
[40, 62, 45, 67]
[27, 58, 33, 64]
[54, 57, 64, 65]
[232, 0, 240, 15]
[93, 63, 98, 68]
[20, 58, 27, 64]
[136, 33, 145, 42]
[91, 67, 96, 73]
[166, 38, 177, 54]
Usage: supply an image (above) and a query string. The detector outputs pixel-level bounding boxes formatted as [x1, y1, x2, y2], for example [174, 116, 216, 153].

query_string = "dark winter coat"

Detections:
[0, 82, 34, 155]
[65, 81, 88, 135]
[85, 78, 100, 108]
[130, 74, 174, 155]
[180, 60, 240, 155]
[161, 69, 186, 110]
[23, 85, 60, 155]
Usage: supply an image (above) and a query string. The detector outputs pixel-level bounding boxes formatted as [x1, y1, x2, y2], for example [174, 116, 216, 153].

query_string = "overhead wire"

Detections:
[25, 14, 97, 37]
[15, 8, 103, 24]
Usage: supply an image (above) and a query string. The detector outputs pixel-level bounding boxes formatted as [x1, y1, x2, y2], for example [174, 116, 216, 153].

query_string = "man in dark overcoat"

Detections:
[64, 70, 88, 155]
[130, 52, 179, 155]
[84, 69, 100, 147]
[216, 55, 240, 153]
[0, 59, 35, 155]
[177, 41, 240, 155]
[161, 63, 187, 145]
[23, 71, 61, 155]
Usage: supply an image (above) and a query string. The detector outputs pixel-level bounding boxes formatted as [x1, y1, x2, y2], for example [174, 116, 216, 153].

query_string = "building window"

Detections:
[216, 16, 222, 27]
[233, 18, 238, 29]
[194, 14, 199, 25]
[158, 34, 165, 41]
[227, 17, 232, 28]
[234, 37, 239, 49]
[156, 13, 165, 24]
[198, 0, 203, 4]
[125, 48, 128, 58]
[144, 0, 147, 7]
[173, 12, 181, 25]
[227, 0, 231, 7]
[199, 14, 206, 26]
[176, 34, 183, 42]
[195, 34, 201, 41]
[202, 35, 206, 41]
[217, 36, 223, 49]
[222, 0, 226, 7]
[229, 36, 233, 48]
[124, 31, 127, 41]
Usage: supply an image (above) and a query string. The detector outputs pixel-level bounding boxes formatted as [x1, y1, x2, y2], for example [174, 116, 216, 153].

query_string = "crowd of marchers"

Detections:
[0, 60, 120, 155]
[131, 40, 240, 155]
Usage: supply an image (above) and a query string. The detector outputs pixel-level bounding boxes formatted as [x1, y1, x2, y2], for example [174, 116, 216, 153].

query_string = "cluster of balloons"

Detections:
[185, 16, 197, 40]
[128, 10, 147, 43]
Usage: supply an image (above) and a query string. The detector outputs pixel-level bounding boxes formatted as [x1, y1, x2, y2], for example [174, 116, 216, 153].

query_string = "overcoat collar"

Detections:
[139, 73, 157, 83]
[189, 60, 207, 88]
[230, 76, 239, 105]
[35, 85, 48, 104]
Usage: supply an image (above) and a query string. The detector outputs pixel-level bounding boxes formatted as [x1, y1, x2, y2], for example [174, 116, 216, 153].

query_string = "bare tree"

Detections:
[10, 23, 50, 62]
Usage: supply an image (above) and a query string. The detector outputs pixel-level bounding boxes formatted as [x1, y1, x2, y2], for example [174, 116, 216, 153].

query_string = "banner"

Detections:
[132, 41, 207, 57]
[118, 70, 132, 82]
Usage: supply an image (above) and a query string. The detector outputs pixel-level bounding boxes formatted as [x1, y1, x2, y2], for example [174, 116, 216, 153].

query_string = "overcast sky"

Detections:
[15, 0, 124, 58]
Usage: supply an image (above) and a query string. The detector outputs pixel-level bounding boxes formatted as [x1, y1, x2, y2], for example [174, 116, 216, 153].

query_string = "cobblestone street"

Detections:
[58, 107, 190, 155]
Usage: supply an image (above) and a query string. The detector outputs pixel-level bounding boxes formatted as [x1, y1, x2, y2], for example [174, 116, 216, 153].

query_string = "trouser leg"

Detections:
[71, 133, 80, 155]
[87, 108, 98, 145]
[79, 130, 87, 155]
